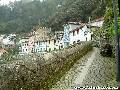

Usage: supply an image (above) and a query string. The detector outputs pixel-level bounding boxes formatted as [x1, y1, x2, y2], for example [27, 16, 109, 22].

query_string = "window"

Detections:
[22, 43, 24, 46]
[24, 43, 28, 46]
[86, 37, 87, 41]
[61, 45, 63, 48]
[73, 41, 76, 45]
[77, 29, 79, 34]
[49, 40, 50, 44]
[54, 48, 56, 50]
[37, 41, 39, 45]
[49, 48, 51, 52]
[54, 40, 56, 45]
[35, 49, 37, 52]
[39, 42, 42, 45]
[37, 49, 39, 52]
[73, 31, 75, 36]
[91, 34, 93, 40]
[77, 40, 80, 44]
[43, 48, 45, 51]
[32, 48, 34, 53]
[84, 31, 87, 36]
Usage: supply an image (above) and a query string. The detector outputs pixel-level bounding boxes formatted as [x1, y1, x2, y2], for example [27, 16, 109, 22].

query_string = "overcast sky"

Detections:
[0, 0, 43, 5]
[0, 0, 18, 5]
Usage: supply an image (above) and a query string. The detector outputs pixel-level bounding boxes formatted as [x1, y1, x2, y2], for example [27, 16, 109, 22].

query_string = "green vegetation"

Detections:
[1, 46, 19, 64]
[102, 0, 120, 41]
[102, 0, 120, 86]
[0, 0, 107, 34]
[106, 57, 120, 88]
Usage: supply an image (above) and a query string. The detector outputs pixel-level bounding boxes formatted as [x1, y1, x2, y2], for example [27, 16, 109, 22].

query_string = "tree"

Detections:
[0, 0, 107, 34]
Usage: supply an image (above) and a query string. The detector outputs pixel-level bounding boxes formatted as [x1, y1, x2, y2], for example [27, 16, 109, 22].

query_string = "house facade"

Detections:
[34, 27, 51, 53]
[19, 27, 53, 54]
[63, 22, 93, 46]
[54, 31, 64, 50]
[63, 22, 80, 47]
[46, 38, 55, 52]
[54, 38, 64, 50]
[28, 36, 35, 53]
[34, 40, 47, 53]
[19, 38, 29, 55]
[69, 24, 93, 45]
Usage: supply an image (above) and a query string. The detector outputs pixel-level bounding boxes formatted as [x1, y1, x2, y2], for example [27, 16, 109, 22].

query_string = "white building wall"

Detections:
[47, 40, 55, 52]
[69, 25, 92, 45]
[54, 39, 60, 50]
[19, 39, 29, 55]
[69, 31, 77, 45]
[2, 36, 15, 45]
[63, 23, 80, 47]
[77, 29, 86, 41]
[54, 39, 64, 50]
[19, 43, 29, 54]
[69, 24, 80, 31]
[34, 41, 47, 53]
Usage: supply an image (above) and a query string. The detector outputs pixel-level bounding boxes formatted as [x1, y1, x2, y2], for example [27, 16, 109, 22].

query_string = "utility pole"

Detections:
[118, 0, 120, 16]
[113, 0, 120, 82]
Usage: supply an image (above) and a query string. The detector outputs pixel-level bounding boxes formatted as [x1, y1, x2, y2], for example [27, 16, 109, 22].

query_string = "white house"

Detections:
[19, 37, 48, 55]
[46, 38, 55, 52]
[69, 24, 93, 45]
[34, 40, 47, 53]
[19, 35, 36, 55]
[63, 22, 80, 47]
[19, 38, 29, 55]
[54, 38, 64, 50]
[2, 34, 16, 45]
[63, 21, 93, 46]
[54, 31, 64, 50]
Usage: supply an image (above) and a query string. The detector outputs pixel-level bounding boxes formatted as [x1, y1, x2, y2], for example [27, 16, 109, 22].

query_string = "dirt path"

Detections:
[51, 48, 98, 90]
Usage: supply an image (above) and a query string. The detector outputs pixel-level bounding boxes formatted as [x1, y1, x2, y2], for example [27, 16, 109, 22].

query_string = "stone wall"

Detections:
[0, 42, 93, 90]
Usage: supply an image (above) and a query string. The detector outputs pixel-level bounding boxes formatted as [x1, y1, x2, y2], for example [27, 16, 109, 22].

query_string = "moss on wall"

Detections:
[0, 42, 93, 90]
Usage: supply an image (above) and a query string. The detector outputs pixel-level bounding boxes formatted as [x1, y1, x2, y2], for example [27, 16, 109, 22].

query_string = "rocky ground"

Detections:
[50, 48, 117, 90]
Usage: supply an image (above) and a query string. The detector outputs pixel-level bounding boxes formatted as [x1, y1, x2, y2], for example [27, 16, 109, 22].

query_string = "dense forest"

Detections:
[0, 0, 109, 34]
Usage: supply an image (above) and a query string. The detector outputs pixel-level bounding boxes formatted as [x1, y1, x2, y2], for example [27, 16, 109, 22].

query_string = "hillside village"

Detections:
[0, 17, 104, 57]
[0, 0, 120, 89]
